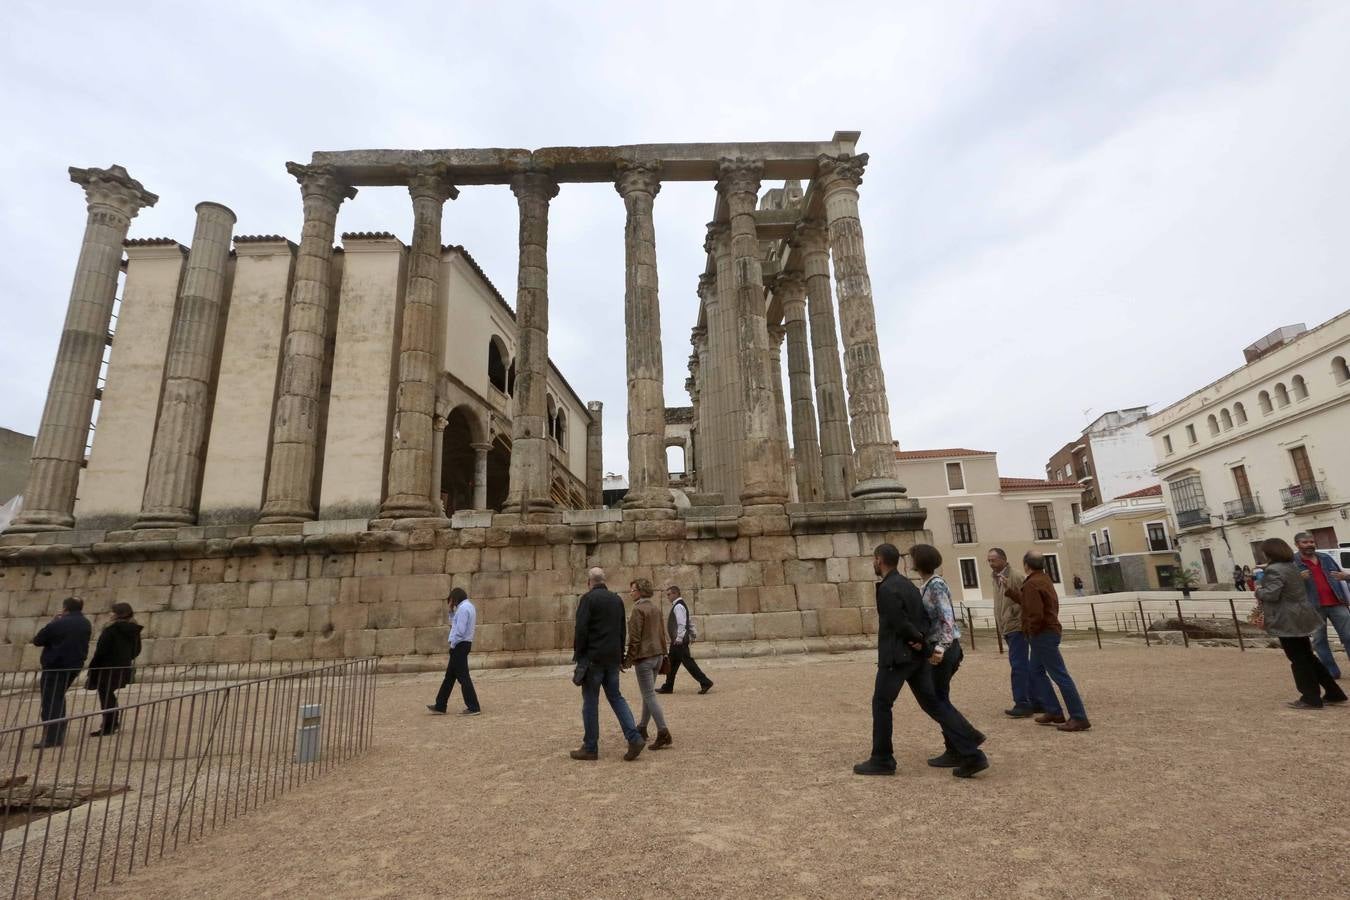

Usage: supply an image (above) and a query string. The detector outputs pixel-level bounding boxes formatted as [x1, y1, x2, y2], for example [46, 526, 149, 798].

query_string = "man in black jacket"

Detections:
[32, 596, 93, 748]
[571, 567, 645, 762]
[657, 585, 712, 695]
[854, 545, 989, 778]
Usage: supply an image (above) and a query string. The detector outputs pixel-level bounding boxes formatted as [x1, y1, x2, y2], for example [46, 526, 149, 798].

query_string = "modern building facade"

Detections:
[1046, 407, 1157, 512]
[896, 449, 1089, 604]
[1076, 484, 1181, 591]
[1147, 314, 1350, 584]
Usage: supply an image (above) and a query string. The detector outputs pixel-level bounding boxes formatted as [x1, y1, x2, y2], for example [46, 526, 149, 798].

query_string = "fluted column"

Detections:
[585, 401, 604, 507]
[767, 320, 791, 483]
[778, 272, 824, 503]
[471, 440, 491, 510]
[135, 201, 237, 527]
[817, 153, 904, 498]
[695, 271, 724, 496]
[709, 224, 744, 501]
[689, 332, 706, 483]
[502, 171, 561, 514]
[716, 158, 787, 507]
[380, 168, 458, 520]
[615, 162, 673, 513]
[794, 218, 855, 501]
[260, 163, 356, 523]
[9, 165, 157, 533]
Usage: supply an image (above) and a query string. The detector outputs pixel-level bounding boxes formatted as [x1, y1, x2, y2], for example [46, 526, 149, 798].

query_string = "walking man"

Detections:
[657, 585, 712, 695]
[1022, 552, 1091, 732]
[427, 588, 481, 716]
[853, 544, 988, 779]
[989, 548, 1035, 718]
[31, 596, 92, 749]
[1295, 532, 1350, 678]
[571, 567, 645, 762]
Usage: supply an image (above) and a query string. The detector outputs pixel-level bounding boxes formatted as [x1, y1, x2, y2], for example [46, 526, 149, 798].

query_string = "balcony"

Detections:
[1223, 496, 1263, 522]
[1281, 481, 1332, 511]
[1175, 507, 1211, 530]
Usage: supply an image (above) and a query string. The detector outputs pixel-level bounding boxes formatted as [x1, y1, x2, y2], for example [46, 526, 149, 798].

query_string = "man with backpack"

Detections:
[656, 585, 713, 695]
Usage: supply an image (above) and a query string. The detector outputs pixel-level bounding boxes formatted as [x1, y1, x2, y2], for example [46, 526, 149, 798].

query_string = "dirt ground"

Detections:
[93, 643, 1348, 899]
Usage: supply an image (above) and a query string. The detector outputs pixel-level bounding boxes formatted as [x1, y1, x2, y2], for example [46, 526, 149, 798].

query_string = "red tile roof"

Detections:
[1000, 477, 1082, 492]
[894, 448, 994, 460]
[1114, 484, 1163, 499]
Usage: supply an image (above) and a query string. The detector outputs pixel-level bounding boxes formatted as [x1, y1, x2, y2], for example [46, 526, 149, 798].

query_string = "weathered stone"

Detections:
[796, 534, 834, 560]
[750, 535, 797, 561]
[702, 613, 755, 642]
[757, 585, 798, 613]
[719, 562, 763, 588]
[795, 582, 840, 610]
[838, 581, 874, 608]
[754, 610, 803, 640]
[818, 606, 862, 636]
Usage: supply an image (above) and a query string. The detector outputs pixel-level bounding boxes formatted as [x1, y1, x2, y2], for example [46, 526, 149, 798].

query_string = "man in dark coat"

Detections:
[571, 567, 645, 761]
[32, 596, 93, 748]
[854, 544, 989, 778]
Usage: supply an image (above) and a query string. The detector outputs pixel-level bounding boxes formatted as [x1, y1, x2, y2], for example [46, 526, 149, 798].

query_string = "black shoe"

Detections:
[698, 682, 714, 695]
[852, 757, 897, 776]
[460, 709, 481, 716]
[1324, 694, 1348, 704]
[1287, 699, 1324, 709]
[426, 705, 447, 715]
[31, 741, 61, 750]
[623, 740, 645, 761]
[1004, 706, 1034, 718]
[569, 747, 598, 761]
[927, 750, 961, 768]
[655, 686, 673, 695]
[90, 728, 118, 738]
[953, 754, 990, 778]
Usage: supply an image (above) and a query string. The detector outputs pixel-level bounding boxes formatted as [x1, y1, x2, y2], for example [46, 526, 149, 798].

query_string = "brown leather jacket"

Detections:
[624, 598, 667, 665]
[1020, 571, 1062, 636]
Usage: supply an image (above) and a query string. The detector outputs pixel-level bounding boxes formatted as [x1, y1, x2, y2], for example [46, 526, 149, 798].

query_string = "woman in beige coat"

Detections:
[624, 578, 672, 749]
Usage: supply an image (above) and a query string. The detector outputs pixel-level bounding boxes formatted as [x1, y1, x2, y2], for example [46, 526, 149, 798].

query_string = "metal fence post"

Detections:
[1174, 598, 1189, 648]
[995, 628, 1004, 654]
[1229, 597, 1246, 652]
[1090, 603, 1102, 649]
[965, 607, 976, 650]
[1138, 599, 1151, 646]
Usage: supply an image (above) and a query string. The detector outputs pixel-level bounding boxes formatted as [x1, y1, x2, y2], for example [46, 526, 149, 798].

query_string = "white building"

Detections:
[1146, 313, 1350, 583]
[1045, 407, 1157, 511]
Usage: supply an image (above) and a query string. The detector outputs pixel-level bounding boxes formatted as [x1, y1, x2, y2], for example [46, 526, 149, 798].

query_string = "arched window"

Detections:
[546, 395, 557, 441]
[1233, 402, 1247, 424]
[1274, 382, 1290, 407]
[1206, 414, 1219, 436]
[1291, 374, 1308, 400]
[487, 337, 508, 392]
[506, 359, 516, 397]
[1220, 409, 1233, 430]
[1334, 356, 1349, 384]
[555, 408, 567, 446]
[1258, 391, 1272, 414]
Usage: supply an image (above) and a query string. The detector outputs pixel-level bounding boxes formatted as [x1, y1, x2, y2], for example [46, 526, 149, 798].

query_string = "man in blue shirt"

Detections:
[427, 588, 481, 715]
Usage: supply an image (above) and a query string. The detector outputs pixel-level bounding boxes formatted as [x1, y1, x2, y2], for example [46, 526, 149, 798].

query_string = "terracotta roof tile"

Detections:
[341, 231, 399, 241]
[123, 237, 180, 247]
[1000, 477, 1082, 492]
[894, 448, 995, 460]
[233, 234, 292, 244]
[1114, 484, 1163, 499]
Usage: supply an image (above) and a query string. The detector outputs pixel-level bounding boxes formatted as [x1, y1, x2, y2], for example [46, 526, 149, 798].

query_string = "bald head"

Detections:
[1023, 551, 1046, 573]
[587, 567, 606, 587]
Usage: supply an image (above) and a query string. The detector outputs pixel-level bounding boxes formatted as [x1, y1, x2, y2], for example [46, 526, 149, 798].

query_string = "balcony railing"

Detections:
[952, 522, 977, 544]
[1281, 481, 1330, 510]
[1223, 496, 1263, 520]
[1176, 507, 1210, 529]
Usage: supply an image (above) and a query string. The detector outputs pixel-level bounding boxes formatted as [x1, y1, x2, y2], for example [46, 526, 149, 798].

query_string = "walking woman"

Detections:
[910, 544, 983, 768]
[85, 602, 143, 736]
[1255, 538, 1346, 709]
[624, 578, 672, 750]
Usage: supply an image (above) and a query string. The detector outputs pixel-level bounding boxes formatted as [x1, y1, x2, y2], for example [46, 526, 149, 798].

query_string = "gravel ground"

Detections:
[92, 644, 1349, 899]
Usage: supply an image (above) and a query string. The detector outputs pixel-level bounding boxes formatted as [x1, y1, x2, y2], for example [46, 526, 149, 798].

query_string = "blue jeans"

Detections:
[1028, 631, 1088, 721]
[580, 663, 640, 752]
[1004, 630, 1032, 709]
[1312, 604, 1350, 678]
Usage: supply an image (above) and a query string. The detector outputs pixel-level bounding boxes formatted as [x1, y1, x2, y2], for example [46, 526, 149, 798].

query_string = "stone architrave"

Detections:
[776, 271, 824, 503]
[380, 167, 458, 520]
[716, 158, 788, 507]
[8, 165, 158, 533]
[615, 161, 673, 513]
[793, 218, 856, 501]
[816, 153, 905, 498]
[585, 401, 603, 508]
[502, 170, 560, 514]
[135, 201, 238, 527]
[471, 440, 491, 510]
[259, 163, 356, 523]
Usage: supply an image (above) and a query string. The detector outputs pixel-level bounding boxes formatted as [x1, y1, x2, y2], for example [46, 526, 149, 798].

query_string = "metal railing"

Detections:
[1281, 481, 1329, 510]
[1, 657, 376, 899]
[1223, 496, 1262, 519]
[1175, 508, 1210, 529]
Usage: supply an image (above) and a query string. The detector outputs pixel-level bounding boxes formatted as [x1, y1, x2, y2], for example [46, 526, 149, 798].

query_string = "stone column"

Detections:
[259, 163, 356, 523]
[817, 153, 905, 498]
[502, 170, 560, 515]
[379, 167, 458, 520]
[9, 166, 157, 533]
[716, 158, 788, 508]
[794, 218, 856, 501]
[471, 441, 491, 510]
[615, 162, 673, 514]
[709, 226, 744, 501]
[585, 401, 604, 508]
[695, 272, 723, 497]
[687, 339, 704, 483]
[777, 271, 824, 503]
[430, 414, 448, 515]
[767, 320, 791, 482]
[135, 201, 238, 528]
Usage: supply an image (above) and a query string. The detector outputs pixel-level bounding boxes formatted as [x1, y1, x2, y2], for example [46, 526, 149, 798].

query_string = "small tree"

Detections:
[1170, 564, 1201, 597]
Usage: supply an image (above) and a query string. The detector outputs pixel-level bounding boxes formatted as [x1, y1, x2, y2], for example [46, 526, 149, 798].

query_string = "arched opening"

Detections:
[439, 407, 479, 515]
[1233, 402, 1247, 424]
[506, 359, 517, 397]
[1291, 374, 1308, 400]
[1258, 391, 1272, 414]
[1274, 382, 1290, 407]
[546, 394, 558, 441]
[666, 444, 686, 477]
[1334, 356, 1349, 384]
[1206, 414, 1219, 436]
[555, 408, 567, 447]
[1220, 409, 1233, 431]
[487, 337, 508, 393]
[487, 437, 510, 510]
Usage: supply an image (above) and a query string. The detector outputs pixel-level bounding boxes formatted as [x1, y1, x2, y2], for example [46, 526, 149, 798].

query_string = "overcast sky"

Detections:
[3, 0, 1348, 487]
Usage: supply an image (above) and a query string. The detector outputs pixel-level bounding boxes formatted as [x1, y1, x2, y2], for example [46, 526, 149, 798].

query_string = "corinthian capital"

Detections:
[703, 221, 729, 255]
[614, 160, 661, 198]
[286, 162, 358, 205]
[715, 157, 764, 197]
[775, 270, 807, 299]
[69, 165, 158, 218]
[403, 165, 459, 203]
[790, 217, 829, 252]
[697, 271, 717, 298]
[509, 169, 560, 202]
[815, 153, 869, 191]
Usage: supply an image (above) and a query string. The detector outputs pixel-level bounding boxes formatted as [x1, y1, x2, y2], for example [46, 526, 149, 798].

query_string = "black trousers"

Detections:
[434, 642, 480, 712]
[96, 682, 121, 733]
[661, 642, 710, 690]
[931, 640, 965, 752]
[871, 656, 984, 762]
[38, 669, 78, 746]
[1279, 637, 1346, 705]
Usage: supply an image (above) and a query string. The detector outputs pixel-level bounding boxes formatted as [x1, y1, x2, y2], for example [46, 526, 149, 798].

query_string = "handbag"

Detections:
[658, 655, 671, 676]
[571, 659, 589, 686]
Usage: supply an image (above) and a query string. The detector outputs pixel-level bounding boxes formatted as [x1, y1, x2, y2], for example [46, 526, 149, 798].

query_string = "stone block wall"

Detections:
[0, 514, 926, 672]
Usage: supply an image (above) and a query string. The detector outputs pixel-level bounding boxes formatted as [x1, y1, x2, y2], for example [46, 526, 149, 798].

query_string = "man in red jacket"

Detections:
[1021, 552, 1091, 732]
